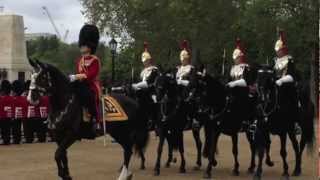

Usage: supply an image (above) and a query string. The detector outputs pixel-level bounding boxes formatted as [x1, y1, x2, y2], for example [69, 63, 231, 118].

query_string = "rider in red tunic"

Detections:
[69, 24, 100, 138]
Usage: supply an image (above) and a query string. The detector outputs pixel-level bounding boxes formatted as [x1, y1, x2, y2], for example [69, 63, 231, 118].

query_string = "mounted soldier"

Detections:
[227, 38, 250, 89]
[175, 40, 196, 129]
[68, 24, 101, 139]
[132, 42, 159, 92]
[131, 42, 159, 130]
[273, 30, 300, 133]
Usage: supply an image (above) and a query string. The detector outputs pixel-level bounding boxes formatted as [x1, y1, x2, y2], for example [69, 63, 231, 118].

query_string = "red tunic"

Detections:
[27, 102, 40, 118]
[12, 96, 28, 119]
[0, 96, 14, 119]
[76, 55, 101, 121]
[38, 96, 50, 119]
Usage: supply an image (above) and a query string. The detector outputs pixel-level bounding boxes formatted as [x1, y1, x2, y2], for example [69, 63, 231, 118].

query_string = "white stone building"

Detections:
[0, 14, 32, 82]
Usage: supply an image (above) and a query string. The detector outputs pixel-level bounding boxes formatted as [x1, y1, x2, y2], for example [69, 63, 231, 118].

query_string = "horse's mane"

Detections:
[45, 63, 71, 111]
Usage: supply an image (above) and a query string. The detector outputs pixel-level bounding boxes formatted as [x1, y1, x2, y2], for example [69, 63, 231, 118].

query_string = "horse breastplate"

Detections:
[230, 64, 248, 80]
[274, 56, 290, 78]
[176, 65, 193, 80]
[140, 66, 158, 81]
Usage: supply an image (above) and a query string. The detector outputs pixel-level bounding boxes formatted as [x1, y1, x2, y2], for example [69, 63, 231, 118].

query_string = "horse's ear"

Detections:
[35, 59, 48, 70]
[28, 57, 37, 68]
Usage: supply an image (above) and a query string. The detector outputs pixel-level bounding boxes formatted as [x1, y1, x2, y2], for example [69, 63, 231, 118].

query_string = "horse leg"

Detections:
[55, 134, 77, 180]
[165, 137, 173, 168]
[203, 125, 214, 179]
[246, 132, 256, 174]
[118, 142, 133, 180]
[253, 144, 265, 180]
[231, 134, 240, 176]
[178, 131, 186, 173]
[154, 130, 165, 176]
[265, 134, 274, 167]
[280, 134, 289, 178]
[192, 128, 202, 170]
[288, 131, 301, 176]
[139, 149, 146, 170]
[211, 132, 220, 167]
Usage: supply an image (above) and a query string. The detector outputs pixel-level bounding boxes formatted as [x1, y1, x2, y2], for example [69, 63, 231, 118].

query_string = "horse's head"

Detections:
[27, 58, 52, 105]
[154, 69, 177, 102]
[256, 64, 276, 91]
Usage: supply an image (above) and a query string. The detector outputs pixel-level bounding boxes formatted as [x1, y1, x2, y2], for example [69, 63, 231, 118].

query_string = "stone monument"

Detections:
[0, 14, 31, 82]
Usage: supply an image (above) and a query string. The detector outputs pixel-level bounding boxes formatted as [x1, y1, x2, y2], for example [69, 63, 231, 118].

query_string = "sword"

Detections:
[222, 48, 226, 76]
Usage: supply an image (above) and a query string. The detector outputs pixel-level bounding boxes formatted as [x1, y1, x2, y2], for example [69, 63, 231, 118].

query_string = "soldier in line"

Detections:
[0, 80, 13, 145]
[11, 80, 28, 144]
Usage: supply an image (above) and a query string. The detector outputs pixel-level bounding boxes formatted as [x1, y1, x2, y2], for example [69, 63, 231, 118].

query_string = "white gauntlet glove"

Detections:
[69, 75, 77, 82]
[276, 75, 294, 86]
[177, 79, 190, 86]
[227, 79, 247, 88]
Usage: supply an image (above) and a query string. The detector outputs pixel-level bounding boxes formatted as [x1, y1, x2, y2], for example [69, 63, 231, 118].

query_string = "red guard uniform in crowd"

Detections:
[12, 95, 28, 144]
[0, 91, 13, 145]
[38, 95, 49, 119]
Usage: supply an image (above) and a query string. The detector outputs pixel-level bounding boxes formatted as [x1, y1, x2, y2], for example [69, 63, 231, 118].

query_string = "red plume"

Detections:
[144, 41, 148, 52]
[181, 40, 189, 50]
[279, 30, 286, 46]
[278, 30, 288, 54]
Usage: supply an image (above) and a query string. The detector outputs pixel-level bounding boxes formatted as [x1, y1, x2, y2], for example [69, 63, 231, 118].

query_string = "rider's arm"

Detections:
[227, 78, 247, 88]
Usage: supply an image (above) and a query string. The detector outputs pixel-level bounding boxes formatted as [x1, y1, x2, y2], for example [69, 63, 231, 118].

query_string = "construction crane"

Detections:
[42, 6, 69, 42]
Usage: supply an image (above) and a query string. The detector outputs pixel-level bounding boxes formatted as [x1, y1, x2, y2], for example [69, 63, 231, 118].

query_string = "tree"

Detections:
[80, 0, 318, 81]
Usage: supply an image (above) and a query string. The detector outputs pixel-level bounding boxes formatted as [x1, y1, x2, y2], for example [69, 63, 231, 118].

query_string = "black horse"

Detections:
[152, 70, 190, 175]
[190, 66, 266, 179]
[27, 59, 149, 180]
[252, 64, 315, 179]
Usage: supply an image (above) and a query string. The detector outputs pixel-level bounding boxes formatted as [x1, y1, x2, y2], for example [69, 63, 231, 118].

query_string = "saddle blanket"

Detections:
[102, 95, 128, 122]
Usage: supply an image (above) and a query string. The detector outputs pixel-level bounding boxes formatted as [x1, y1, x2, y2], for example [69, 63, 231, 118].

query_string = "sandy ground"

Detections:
[0, 132, 317, 180]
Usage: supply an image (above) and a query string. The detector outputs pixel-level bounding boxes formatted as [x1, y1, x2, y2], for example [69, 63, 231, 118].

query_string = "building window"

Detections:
[18, 72, 25, 82]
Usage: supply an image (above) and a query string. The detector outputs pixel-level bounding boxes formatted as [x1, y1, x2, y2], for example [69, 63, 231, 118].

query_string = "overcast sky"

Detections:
[1, 0, 88, 43]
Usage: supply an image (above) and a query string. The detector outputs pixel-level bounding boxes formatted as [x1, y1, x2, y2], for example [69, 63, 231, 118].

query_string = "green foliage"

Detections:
[80, 0, 318, 80]
[26, 37, 110, 82]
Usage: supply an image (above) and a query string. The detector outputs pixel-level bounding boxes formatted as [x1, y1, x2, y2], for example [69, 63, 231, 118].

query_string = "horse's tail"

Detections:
[132, 109, 150, 156]
[168, 129, 180, 150]
[299, 83, 315, 155]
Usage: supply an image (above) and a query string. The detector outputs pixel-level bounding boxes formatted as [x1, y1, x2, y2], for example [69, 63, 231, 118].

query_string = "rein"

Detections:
[257, 83, 279, 118]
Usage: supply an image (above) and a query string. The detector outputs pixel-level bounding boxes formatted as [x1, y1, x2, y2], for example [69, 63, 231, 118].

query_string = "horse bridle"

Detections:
[256, 77, 279, 119]
[29, 70, 53, 95]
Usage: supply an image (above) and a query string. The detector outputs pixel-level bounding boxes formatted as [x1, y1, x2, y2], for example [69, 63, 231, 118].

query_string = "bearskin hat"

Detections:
[78, 24, 100, 54]
[1, 80, 11, 95]
[141, 41, 152, 62]
[12, 80, 25, 96]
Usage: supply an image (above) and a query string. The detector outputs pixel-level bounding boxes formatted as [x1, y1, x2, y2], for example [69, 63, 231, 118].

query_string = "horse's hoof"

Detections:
[265, 159, 274, 167]
[63, 176, 72, 180]
[126, 173, 133, 180]
[281, 172, 290, 180]
[203, 172, 212, 179]
[154, 169, 160, 176]
[193, 165, 201, 171]
[179, 167, 186, 173]
[253, 174, 261, 180]
[232, 169, 240, 176]
[172, 157, 177, 163]
[292, 168, 301, 176]
[212, 160, 218, 167]
[247, 167, 255, 174]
